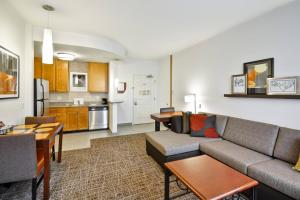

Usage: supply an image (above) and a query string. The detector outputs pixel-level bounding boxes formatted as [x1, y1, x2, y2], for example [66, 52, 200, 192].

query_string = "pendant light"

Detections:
[42, 5, 55, 64]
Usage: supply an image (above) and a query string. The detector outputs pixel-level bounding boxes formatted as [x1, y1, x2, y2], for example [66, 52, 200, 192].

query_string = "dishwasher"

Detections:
[89, 106, 108, 130]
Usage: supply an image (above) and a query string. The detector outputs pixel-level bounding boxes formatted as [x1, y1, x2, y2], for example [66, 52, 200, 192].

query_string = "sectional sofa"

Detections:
[145, 114, 300, 200]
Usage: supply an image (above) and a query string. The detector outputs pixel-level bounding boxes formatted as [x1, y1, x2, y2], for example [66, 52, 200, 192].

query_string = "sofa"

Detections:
[145, 114, 300, 200]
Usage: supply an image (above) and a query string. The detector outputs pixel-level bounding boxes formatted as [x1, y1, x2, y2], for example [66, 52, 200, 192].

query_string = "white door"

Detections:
[133, 75, 156, 124]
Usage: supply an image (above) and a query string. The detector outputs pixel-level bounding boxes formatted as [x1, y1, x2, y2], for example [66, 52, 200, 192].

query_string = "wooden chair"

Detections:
[0, 133, 44, 200]
[25, 116, 57, 161]
[160, 107, 175, 129]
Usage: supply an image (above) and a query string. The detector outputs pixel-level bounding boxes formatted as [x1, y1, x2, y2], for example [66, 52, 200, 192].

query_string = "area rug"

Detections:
[0, 133, 247, 200]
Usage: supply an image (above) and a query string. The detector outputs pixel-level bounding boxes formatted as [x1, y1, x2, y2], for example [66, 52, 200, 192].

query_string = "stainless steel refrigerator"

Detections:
[34, 79, 50, 116]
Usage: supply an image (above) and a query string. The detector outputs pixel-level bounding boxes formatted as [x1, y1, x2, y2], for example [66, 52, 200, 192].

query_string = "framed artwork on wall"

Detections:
[70, 72, 88, 92]
[267, 77, 300, 95]
[0, 45, 19, 99]
[244, 58, 274, 94]
[231, 74, 247, 94]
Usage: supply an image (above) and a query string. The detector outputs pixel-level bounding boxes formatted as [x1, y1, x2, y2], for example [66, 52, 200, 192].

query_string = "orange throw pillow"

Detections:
[190, 114, 219, 138]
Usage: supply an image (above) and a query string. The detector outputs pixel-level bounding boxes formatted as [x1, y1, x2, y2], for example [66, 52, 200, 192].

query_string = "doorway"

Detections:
[133, 74, 156, 124]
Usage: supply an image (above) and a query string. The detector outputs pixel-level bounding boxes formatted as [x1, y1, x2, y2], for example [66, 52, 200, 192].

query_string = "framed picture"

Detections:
[244, 58, 274, 94]
[70, 72, 88, 92]
[267, 77, 300, 95]
[231, 74, 247, 94]
[0, 46, 19, 99]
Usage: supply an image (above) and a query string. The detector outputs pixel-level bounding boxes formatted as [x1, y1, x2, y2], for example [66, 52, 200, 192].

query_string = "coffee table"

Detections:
[164, 155, 258, 200]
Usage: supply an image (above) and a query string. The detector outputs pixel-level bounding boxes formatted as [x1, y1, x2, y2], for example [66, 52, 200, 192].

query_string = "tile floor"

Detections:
[55, 123, 166, 152]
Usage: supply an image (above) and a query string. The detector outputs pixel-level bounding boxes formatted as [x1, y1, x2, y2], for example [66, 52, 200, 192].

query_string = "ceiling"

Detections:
[34, 42, 122, 63]
[8, 0, 294, 59]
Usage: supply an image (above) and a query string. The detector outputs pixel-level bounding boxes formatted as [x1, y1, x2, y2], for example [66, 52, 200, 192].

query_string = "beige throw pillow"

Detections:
[293, 154, 300, 172]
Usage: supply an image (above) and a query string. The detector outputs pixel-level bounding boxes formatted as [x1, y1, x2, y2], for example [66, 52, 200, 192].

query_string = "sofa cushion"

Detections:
[145, 130, 221, 156]
[274, 127, 300, 165]
[201, 113, 228, 136]
[223, 117, 279, 156]
[216, 114, 228, 137]
[170, 116, 182, 133]
[248, 159, 300, 200]
[190, 114, 219, 138]
[182, 111, 192, 134]
[200, 140, 272, 174]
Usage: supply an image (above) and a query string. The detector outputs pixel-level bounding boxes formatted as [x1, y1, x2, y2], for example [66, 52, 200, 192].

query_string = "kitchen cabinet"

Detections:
[34, 57, 55, 91]
[55, 59, 69, 92]
[77, 107, 89, 130]
[34, 57, 69, 92]
[48, 108, 67, 127]
[42, 62, 56, 92]
[65, 109, 78, 131]
[34, 57, 42, 79]
[48, 106, 88, 131]
[88, 62, 108, 93]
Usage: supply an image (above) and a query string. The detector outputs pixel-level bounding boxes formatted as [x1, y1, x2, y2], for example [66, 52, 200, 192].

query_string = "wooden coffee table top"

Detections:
[165, 155, 258, 200]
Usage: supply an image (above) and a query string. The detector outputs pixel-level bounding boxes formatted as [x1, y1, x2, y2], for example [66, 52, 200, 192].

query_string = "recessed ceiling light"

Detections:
[56, 52, 76, 61]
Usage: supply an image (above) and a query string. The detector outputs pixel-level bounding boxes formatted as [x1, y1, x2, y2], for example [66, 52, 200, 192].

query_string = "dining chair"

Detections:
[25, 116, 57, 161]
[160, 107, 175, 129]
[0, 133, 44, 200]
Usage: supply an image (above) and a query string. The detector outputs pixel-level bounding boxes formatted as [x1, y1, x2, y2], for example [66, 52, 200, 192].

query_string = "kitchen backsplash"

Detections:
[69, 61, 88, 73]
[50, 61, 108, 102]
[50, 92, 108, 102]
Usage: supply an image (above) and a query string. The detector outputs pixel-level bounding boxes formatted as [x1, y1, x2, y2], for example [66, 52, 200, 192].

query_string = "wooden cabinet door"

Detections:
[47, 108, 57, 118]
[48, 107, 88, 131]
[77, 107, 89, 130]
[42, 61, 56, 92]
[55, 59, 69, 92]
[48, 108, 66, 125]
[65, 108, 78, 131]
[34, 57, 42, 79]
[88, 62, 108, 92]
[55, 112, 67, 125]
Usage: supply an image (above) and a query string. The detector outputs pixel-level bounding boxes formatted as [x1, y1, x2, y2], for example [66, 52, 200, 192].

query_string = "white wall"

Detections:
[0, 1, 32, 124]
[158, 1, 300, 129]
[109, 59, 160, 124]
[157, 58, 170, 109]
[24, 24, 34, 117]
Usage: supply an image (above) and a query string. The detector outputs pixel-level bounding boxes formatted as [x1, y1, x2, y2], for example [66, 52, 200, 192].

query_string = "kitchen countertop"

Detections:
[108, 100, 124, 103]
[49, 102, 108, 108]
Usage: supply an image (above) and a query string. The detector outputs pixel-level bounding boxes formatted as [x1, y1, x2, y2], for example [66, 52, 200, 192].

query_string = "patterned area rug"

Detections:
[0, 134, 247, 200]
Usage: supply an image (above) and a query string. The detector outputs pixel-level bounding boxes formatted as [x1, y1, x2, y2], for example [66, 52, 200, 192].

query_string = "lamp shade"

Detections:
[42, 28, 53, 64]
[184, 94, 196, 103]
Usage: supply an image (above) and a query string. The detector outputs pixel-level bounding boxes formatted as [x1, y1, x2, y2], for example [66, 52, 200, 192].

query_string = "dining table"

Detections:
[7, 122, 64, 200]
